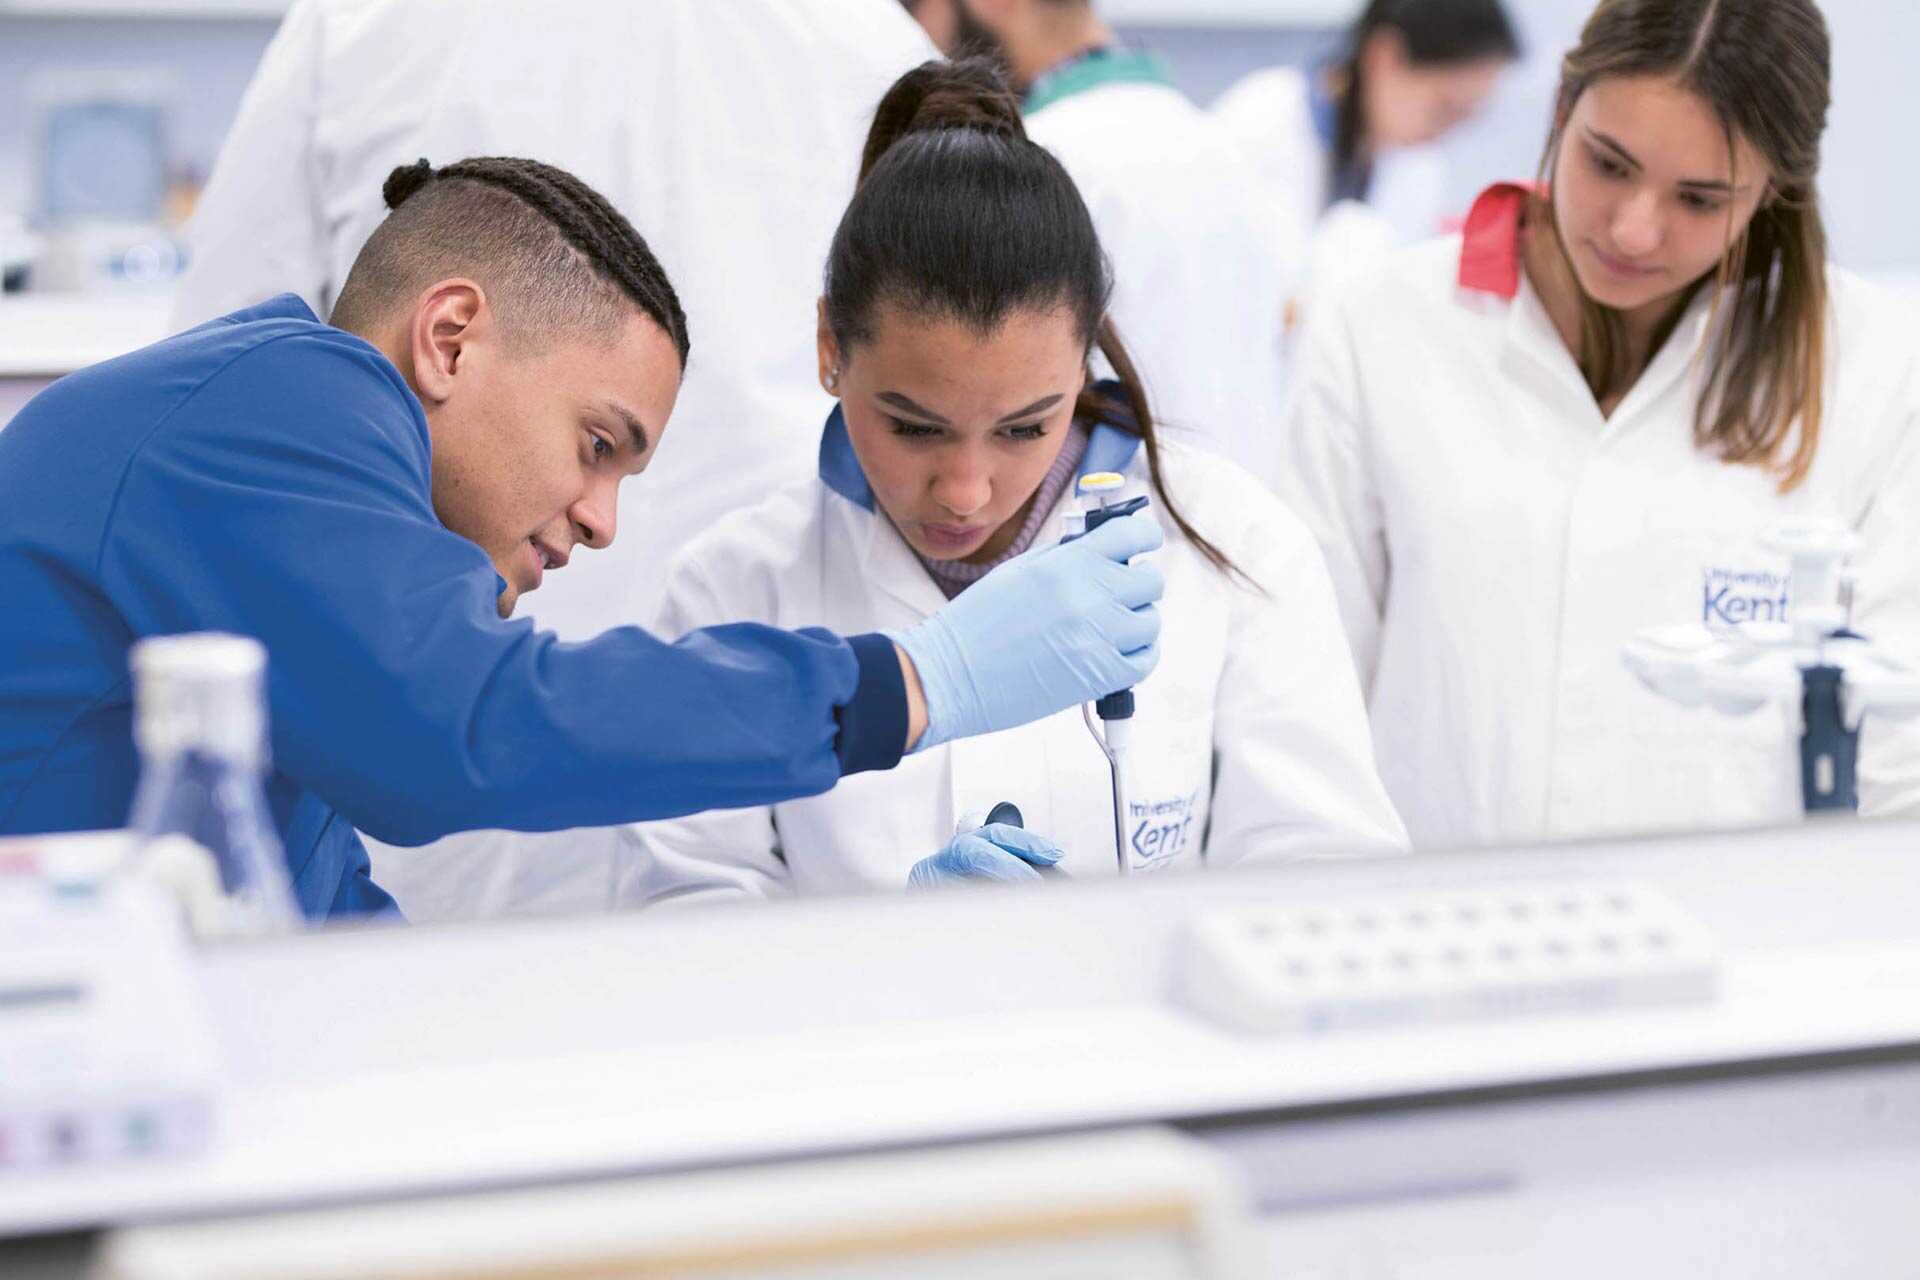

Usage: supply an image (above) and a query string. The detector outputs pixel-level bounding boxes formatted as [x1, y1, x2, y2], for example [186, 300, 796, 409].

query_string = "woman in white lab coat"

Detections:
[1278, 0, 1920, 850]
[1212, 0, 1519, 310]
[620, 60, 1407, 902]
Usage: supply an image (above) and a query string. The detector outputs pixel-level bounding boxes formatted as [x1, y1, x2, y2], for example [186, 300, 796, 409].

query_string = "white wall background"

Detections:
[0, 16, 276, 225]
[0, 1, 1914, 271]
[1147, 0, 1920, 274]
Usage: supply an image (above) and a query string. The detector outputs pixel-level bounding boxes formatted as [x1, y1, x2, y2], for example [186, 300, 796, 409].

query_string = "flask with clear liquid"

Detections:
[125, 633, 300, 936]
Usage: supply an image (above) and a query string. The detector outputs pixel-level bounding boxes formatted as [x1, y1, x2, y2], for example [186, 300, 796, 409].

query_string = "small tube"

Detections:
[1083, 702, 1131, 876]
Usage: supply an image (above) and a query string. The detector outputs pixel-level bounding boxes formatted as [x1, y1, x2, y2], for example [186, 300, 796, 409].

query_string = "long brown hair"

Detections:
[1539, 0, 1832, 490]
[827, 58, 1243, 580]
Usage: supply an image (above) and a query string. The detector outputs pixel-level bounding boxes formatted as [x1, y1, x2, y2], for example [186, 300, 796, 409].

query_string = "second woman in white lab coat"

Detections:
[621, 60, 1406, 902]
[1278, 0, 1920, 850]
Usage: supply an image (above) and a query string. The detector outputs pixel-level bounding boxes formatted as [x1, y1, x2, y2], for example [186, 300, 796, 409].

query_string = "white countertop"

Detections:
[4, 818, 1920, 1237]
[0, 291, 177, 377]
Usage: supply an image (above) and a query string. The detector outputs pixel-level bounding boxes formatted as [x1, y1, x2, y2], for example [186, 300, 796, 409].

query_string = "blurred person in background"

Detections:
[1214, 0, 1520, 330]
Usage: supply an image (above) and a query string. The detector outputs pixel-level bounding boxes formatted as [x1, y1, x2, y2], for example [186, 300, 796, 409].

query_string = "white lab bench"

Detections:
[0, 291, 176, 424]
[3, 818, 1920, 1276]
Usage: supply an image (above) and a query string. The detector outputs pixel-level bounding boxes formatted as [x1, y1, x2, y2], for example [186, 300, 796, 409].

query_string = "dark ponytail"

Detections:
[827, 59, 1241, 580]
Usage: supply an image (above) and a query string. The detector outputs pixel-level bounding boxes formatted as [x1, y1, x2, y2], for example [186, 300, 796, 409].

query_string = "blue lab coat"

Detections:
[0, 296, 906, 918]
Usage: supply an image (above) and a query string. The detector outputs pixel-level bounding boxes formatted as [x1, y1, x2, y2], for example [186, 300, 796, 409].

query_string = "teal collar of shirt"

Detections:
[818, 387, 1143, 514]
[1023, 45, 1174, 116]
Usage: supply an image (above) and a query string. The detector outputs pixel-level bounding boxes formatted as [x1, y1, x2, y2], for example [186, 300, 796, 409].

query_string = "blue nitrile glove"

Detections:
[907, 824, 1066, 888]
[891, 509, 1163, 751]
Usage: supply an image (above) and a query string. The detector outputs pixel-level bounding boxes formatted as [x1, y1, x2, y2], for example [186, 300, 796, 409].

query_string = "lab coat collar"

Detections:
[818, 403, 873, 510]
[1458, 181, 1543, 300]
[1080, 378, 1147, 475]
[231, 291, 321, 327]
[1506, 271, 1717, 440]
[1083, 419, 1142, 475]
[1604, 287, 1716, 434]
[1464, 182, 1716, 438]
[1024, 45, 1174, 115]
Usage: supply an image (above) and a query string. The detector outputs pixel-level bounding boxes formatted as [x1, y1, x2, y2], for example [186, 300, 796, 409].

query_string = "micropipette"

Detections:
[1622, 518, 1920, 813]
[1061, 472, 1149, 876]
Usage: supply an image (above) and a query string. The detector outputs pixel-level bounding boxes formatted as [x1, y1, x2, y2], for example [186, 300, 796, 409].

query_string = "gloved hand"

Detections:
[891, 509, 1163, 750]
[907, 824, 1066, 888]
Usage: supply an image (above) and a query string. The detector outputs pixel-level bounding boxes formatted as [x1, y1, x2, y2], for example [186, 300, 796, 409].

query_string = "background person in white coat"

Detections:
[622, 61, 1406, 904]
[171, 0, 935, 920]
[1277, 0, 1920, 850]
[1212, 0, 1519, 332]
[901, 0, 1289, 487]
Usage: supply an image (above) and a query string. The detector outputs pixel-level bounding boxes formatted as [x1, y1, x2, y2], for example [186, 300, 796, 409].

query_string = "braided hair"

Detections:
[332, 156, 689, 366]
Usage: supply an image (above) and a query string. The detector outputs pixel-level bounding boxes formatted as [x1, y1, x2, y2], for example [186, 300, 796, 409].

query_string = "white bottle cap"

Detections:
[130, 633, 269, 767]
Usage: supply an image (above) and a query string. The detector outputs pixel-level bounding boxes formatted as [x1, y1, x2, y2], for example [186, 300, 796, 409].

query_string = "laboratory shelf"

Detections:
[0, 291, 175, 377]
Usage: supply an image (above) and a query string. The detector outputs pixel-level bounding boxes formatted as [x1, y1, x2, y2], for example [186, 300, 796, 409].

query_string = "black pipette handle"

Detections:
[1080, 495, 1150, 533]
[1076, 496, 1149, 722]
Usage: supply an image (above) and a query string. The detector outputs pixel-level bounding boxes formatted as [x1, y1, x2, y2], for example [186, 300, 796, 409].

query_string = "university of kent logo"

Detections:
[1129, 790, 1201, 868]
[1702, 565, 1791, 627]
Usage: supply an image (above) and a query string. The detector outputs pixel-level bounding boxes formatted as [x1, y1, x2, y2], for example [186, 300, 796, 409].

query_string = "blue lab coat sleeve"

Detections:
[94, 331, 906, 846]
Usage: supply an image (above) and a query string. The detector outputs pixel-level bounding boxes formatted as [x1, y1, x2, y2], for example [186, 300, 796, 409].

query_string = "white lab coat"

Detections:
[1026, 82, 1291, 486]
[1278, 233, 1920, 850]
[174, 0, 934, 920]
[619, 438, 1408, 905]
[1211, 66, 1452, 305]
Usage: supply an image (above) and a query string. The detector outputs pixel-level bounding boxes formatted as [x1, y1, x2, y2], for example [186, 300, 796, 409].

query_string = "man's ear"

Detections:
[409, 279, 488, 406]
